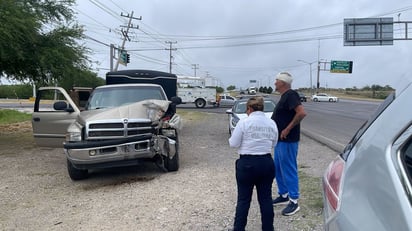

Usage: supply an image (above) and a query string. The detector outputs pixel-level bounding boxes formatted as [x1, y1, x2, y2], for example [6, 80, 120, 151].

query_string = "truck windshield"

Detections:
[86, 86, 166, 110]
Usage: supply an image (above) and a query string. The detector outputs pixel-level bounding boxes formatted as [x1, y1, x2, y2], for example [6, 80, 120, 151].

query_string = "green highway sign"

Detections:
[330, 60, 353, 74]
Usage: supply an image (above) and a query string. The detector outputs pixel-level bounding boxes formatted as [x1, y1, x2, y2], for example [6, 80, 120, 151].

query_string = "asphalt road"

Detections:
[301, 99, 381, 152]
[177, 97, 382, 153]
[1, 97, 382, 153]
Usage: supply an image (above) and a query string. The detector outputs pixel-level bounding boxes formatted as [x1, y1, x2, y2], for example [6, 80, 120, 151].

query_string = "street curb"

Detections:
[301, 127, 345, 153]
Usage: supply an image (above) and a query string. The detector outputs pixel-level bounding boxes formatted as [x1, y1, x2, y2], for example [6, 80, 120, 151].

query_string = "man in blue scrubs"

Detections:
[271, 72, 307, 216]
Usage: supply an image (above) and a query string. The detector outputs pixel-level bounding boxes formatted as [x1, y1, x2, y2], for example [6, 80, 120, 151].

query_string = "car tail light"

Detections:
[323, 156, 345, 212]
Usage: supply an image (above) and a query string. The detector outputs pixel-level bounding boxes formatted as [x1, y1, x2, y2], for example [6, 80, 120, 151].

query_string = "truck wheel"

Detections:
[164, 136, 179, 172]
[67, 159, 88, 180]
[195, 99, 206, 108]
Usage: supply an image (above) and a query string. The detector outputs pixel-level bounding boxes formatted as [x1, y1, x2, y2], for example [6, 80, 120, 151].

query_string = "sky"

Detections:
[73, 0, 412, 91]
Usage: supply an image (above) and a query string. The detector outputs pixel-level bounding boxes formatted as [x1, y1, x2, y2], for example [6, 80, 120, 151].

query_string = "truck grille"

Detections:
[85, 119, 153, 140]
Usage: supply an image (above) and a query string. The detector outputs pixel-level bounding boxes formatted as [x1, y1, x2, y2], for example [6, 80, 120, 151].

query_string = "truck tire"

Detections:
[67, 159, 88, 180]
[195, 99, 206, 108]
[164, 136, 179, 172]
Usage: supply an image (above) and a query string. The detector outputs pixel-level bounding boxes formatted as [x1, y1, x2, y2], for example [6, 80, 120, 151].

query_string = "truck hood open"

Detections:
[79, 99, 171, 123]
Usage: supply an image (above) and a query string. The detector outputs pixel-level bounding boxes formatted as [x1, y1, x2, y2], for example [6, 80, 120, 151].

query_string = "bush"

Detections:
[0, 84, 33, 99]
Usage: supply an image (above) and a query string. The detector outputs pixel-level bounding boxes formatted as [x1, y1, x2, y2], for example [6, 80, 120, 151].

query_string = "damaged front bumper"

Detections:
[64, 134, 177, 169]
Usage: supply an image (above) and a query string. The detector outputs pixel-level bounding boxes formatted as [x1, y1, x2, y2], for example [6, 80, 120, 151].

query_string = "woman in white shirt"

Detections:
[228, 96, 278, 231]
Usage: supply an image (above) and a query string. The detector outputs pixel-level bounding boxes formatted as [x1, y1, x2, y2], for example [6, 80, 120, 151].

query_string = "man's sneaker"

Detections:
[272, 195, 289, 205]
[282, 201, 300, 216]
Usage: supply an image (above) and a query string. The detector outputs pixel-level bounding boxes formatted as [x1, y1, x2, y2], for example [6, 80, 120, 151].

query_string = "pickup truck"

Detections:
[32, 78, 182, 180]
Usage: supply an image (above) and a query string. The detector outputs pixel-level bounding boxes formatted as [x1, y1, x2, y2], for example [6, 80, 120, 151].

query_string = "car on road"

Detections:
[217, 94, 236, 107]
[225, 98, 276, 134]
[297, 92, 307, 102]
[311, 93, 338, 102]
[322, 83, 412, 230]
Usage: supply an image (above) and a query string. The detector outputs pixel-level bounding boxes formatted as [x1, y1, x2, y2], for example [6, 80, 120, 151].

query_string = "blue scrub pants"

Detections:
[274, 141, 299, 200]
[233, 154, 275, 231]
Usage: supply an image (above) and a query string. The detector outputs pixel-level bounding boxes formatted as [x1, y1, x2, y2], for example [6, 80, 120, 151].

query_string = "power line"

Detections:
[127, 34, 342, 51]
[85, 35, 111, 47]
[88, 0, 124, 22]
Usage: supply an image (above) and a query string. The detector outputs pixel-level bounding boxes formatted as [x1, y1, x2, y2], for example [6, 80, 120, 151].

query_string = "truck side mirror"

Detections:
[53, 101, 75, 112]
[171, 96, 182, 105]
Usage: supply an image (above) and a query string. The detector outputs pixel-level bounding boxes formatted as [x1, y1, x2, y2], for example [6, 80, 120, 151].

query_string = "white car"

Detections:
[225, 98, 276, 134]
[218, 94, 237, 107]
[311, 93, 338, 102]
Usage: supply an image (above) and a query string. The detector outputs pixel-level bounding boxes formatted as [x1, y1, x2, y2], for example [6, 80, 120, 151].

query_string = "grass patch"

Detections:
[285, 170, 324, 230]
[300, 170, 324, 210]
[0, 109, 32, 124]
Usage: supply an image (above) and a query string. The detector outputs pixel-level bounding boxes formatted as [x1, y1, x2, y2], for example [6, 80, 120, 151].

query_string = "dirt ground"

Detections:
[0, 112, 337, 231]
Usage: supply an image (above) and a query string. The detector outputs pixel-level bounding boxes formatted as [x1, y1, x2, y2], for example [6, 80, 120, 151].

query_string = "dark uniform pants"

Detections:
[233, 154, 275, 231]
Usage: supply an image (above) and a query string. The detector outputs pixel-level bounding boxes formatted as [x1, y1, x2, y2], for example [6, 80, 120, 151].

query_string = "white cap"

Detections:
[276, 72, 293, 85]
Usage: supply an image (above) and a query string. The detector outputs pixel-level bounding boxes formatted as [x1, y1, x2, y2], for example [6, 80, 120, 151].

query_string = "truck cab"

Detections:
[248, 87, 257, 95]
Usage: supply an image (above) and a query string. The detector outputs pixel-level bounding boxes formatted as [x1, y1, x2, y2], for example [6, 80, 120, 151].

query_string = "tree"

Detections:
[226, 85, 236, 91]
[267, 86, 273, 94]
[0, 0, 90, 86]
[216, 86, 224, 93]
[59, 69, 105, 90]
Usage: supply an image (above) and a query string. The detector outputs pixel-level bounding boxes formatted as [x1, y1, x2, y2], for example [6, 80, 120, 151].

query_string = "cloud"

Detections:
[76, 0, 412, 90]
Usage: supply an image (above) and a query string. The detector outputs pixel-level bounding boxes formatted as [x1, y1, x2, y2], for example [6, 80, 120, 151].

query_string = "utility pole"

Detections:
[113, 11, 141, 71]
[165, 41, 177, 73]
[297, 59, 316, 95]
[316, 39, 320, 93]
[316, 60, 331, 91]
[192, 64, 199, 76]
[316, 60, 320, 92]
[110, 44, 115, 71]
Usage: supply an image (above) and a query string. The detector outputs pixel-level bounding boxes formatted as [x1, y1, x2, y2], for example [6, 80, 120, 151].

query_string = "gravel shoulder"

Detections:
[0, 111, 337, 231]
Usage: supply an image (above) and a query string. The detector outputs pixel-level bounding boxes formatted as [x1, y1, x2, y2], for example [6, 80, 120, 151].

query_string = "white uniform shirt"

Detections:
[229, 111, 278, 155]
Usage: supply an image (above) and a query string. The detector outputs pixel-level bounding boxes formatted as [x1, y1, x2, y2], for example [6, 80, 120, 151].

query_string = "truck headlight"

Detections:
[66, 121, 83, 142]
[147, 107, 163, 121]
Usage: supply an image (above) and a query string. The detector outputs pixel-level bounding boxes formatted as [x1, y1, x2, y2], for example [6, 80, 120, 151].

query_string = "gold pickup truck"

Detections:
[32, 83, 182, 180]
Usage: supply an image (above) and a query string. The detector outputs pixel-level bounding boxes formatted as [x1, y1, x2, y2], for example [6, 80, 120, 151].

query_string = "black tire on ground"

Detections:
[329, 98, 333, 102]
[164, 136, 179, 172]
[195, 99, 206, 108]
[313, 98, 318, 102]
[67, 159, 88, 180]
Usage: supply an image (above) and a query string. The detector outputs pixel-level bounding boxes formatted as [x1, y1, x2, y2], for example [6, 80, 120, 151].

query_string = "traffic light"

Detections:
[119, 50, 127, 65]
[126, 54, 130, 63]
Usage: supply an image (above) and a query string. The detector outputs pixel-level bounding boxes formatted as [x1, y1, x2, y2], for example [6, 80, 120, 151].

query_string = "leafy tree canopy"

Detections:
[0, 0, 91, 86]
[216, 86, 224, 93]
[226, 85, 236, 91]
